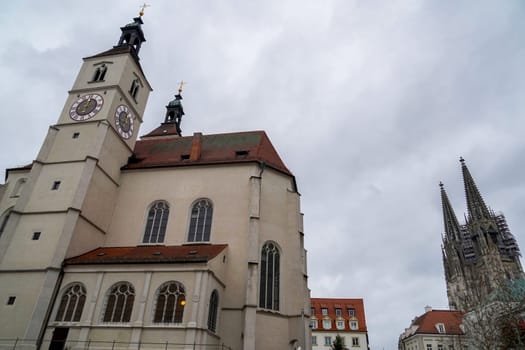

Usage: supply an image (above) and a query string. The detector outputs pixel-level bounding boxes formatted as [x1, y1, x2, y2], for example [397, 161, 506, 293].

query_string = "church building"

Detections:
[0, 14, 310, 350]
[440, 158, 524, 311]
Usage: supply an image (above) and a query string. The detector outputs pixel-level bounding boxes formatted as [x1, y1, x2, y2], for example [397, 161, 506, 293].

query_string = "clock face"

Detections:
[114, 105, 134, 139]
[69, 94, 104, 121]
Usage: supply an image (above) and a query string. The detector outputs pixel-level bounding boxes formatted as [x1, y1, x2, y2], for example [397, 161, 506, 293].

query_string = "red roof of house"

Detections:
[64, 244, 227, 265]
[124, 130, 293, 177]
[311, 298, 368, 332]
[410, 309, 464, 335]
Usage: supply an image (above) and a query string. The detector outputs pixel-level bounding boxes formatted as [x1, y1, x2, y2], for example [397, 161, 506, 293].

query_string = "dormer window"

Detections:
[322, 319, 331, 329]
[92, 64, 107, 82]
[348, 308, 355, 317]
[310, 319, 318, 329]
[321, 308, 328, 316]
[350, 320, 358, 330]
[129, 79, 140, 99]
[436, 323, 446, 334]
[335, 308, 342, 317]
[336, 320, 345, 329]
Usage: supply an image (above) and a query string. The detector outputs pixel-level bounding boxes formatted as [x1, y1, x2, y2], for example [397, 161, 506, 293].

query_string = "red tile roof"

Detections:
[64, 244, 227, 265]
[311, 298, 368, 332]
[411, 309, 464, 335]
[124, 130, 293, 177]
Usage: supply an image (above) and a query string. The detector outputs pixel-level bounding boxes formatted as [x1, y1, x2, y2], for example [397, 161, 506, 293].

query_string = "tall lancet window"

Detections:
[143, 201, 170, 244]
[187, 199, 213, 242]
[207, 290, 219, 332]
[259, 241, 280, 310]
[55, 283, 87, 322]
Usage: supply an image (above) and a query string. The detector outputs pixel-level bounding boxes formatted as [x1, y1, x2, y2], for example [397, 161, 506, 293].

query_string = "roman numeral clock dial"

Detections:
[114, 104, 134, 139]
[69, 94, 104, 121]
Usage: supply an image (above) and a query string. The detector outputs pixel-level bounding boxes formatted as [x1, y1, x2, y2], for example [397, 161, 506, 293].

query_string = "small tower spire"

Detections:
[440, 182, 462, 241]
[460, 157, 491, 222]
[163, 86, 186, 136]
[116, 16, 146, 57]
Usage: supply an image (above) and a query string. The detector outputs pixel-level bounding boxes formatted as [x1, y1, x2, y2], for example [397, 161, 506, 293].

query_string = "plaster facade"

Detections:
[0, 15, 310, 350]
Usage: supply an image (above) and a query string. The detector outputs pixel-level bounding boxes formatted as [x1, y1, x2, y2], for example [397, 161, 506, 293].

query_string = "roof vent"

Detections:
[236, 150, 249, 158]
[188, 250, 198, 255]
[97, 252, 106, 256]
[153, 251, 161, 255]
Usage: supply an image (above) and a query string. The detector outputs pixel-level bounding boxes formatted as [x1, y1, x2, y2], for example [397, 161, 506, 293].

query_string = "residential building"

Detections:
[440, 158, 524, 311]
[399, 306, 465, 350]
[0, 13, 310, 350]
[310, 298, 369, 350]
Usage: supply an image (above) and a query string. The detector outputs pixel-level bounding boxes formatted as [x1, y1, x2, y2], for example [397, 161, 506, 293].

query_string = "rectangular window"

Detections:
[324, 337, 331, 346]
[72, 132, 80, 139]
[348, 308, 355, 317]
[7, 296, 15, 305]
[437, 345, 443, 350]
[321, 308, 328, 315]
[312, 336, 317, 345]
[350, 321, 358, 330]
[352, 337, 359, 346]
[323, 319, 331, 329]
[311, 319, 318, 329]
[51, 181, 61, 190]
[336, 320, 345, 329]
[311, 307, 315, 315]
[32, 232, 41, 240]
[335, 308, 342, 316]
[426, 345, 432, 350]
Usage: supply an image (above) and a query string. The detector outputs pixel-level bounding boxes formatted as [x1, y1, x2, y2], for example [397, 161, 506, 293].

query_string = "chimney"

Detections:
[190, 132, 202, 161]
[424, 305, 432, 313]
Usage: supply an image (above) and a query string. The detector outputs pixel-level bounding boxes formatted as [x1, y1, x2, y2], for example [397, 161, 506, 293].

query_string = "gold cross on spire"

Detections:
[178, 81, 187, 94]
[139, 3, 150, 17]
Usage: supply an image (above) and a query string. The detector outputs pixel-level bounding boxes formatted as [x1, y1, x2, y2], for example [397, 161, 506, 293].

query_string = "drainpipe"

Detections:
[36, 264, 65, 350]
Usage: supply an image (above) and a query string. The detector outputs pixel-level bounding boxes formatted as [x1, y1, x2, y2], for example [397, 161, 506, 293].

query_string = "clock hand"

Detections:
[80, 97, 92, 113]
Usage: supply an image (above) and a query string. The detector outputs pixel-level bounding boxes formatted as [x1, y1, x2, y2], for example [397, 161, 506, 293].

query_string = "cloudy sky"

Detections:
[2, 1, 525, 349]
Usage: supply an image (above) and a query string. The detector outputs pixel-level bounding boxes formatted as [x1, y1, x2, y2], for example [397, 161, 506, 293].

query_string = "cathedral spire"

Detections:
[460, 157, 491, 222]
[440, 182, 462, 241]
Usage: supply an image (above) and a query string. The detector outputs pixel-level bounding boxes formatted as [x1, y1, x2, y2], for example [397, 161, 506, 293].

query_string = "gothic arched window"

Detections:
[0, 208, 13, 238]
[153, 281, 186, 323]
[187, 199, 213, 242]
[92, 64, 107, 82]
[130, 79, 140, 99]
[102, 282, 135, 323]
[259, 242, 280, 310]
[55, 283, 86, 322]
[10, 178, 27, 197]
[207, 290, 219, 332]
[143, 201, 170, 244]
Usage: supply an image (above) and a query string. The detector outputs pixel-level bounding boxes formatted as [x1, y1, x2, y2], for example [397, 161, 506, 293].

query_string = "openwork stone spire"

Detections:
[440, 182, 462, 241]
[460, 157, 491, 222]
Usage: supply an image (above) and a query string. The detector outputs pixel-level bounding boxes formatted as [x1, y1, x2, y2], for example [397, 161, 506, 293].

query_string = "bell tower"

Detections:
[0, 14, 152, 348]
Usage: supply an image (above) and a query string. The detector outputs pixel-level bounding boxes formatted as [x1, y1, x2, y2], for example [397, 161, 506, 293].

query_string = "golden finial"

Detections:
[139, 3, 150, 17]
[178, 81, 187, 94]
